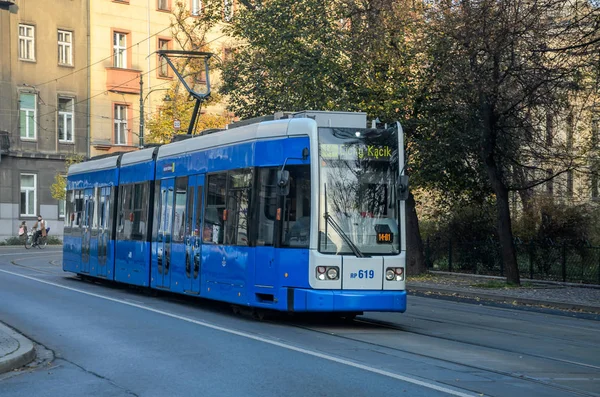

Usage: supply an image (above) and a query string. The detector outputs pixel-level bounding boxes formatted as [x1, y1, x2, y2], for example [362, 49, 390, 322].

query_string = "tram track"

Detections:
[355, 317, 600, 371]
[279, 317, 600, 397]
[400, 313, 600, 349]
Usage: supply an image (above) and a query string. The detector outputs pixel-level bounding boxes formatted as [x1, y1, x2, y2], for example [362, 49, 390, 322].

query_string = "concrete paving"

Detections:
[1, 247, 598, 377]
[408, 272, 600, 314]
[0, 321, 35, 374]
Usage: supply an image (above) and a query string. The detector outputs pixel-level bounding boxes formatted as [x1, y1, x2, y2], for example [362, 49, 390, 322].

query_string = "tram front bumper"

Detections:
[286, 288, 407, 313]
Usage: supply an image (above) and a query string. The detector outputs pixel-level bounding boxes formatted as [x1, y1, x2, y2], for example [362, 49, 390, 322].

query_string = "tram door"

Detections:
[157, 178, 175, 289]
[97, 187, 111, 278]
[184, 175, 204, 294]
[81, 188, 94, 274]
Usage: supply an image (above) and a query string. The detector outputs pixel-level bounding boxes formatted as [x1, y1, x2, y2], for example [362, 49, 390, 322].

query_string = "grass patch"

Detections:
[408, 273, 441, 282]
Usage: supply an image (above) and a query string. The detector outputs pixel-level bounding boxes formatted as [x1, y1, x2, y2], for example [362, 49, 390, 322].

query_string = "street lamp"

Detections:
[139, 73, 172, 148]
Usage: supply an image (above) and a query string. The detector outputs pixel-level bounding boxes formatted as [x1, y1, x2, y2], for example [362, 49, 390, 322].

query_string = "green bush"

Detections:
[1, 236, 25, 246]
[1, 235, 62, 246]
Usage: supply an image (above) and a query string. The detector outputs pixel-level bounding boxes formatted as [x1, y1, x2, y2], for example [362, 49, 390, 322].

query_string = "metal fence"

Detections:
[425, 238, 600, 285]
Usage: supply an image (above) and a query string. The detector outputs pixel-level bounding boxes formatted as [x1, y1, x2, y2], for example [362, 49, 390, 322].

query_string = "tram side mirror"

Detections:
[277, 170, 290, 196]
[397, 175, 409, 201]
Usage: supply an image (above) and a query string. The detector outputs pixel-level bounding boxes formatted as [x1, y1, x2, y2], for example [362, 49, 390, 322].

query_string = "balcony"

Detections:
[106, 68, 141, 94]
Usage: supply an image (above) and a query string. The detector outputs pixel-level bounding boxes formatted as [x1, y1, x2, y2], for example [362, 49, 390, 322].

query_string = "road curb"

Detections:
[0, 322, 36, 374]
[408, 285, 600, 314]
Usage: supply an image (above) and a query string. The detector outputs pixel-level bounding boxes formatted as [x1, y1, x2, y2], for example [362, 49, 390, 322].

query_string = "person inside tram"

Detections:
[203, 224, 213, 242]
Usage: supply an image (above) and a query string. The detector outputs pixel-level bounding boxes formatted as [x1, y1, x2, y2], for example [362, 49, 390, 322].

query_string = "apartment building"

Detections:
[88, 0, 179, 156]
[88, 0, 236, 156]
[0, 0, 89, 241]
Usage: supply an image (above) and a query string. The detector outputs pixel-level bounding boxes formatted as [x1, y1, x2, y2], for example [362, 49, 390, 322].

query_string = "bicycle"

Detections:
[24, 226, 49, 249]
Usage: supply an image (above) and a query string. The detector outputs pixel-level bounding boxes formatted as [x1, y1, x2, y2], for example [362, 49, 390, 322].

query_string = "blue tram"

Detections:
[63, 111, 408, 313]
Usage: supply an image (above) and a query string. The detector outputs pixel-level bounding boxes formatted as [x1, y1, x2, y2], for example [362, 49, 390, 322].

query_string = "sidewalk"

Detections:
[408, 272, 600, 314]
[0, 322, 35, 374]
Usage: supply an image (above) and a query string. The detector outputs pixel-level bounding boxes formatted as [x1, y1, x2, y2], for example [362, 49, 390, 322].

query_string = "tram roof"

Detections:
[156, 117, 315, 160]
[120, 147, 157, 166]
[68, 155, 120, 175]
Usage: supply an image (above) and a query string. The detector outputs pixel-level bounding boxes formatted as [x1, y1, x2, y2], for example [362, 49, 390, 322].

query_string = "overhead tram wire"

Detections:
[31, 32, 228, 120]
[34, 64, 164, 121]
[32, 25, 172, 89]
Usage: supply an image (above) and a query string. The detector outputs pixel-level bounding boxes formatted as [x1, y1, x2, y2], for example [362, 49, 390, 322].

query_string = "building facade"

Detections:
[0, 0, 89, 241]
[0, 0, 243, 243]
[88, 0, 180, 157]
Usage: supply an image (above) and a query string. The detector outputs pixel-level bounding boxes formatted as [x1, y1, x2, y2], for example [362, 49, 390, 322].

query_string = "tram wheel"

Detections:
[338, 312, 361, 322]
[252, 309, 266, 321]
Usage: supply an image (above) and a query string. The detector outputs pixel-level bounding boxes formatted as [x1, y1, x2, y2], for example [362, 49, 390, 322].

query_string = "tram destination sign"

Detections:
[163, 162, 175, 173]
[320, 143, 392, 161]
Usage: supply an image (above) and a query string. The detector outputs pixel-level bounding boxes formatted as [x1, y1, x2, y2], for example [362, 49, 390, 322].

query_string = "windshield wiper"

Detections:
[323, 183, 367, 258]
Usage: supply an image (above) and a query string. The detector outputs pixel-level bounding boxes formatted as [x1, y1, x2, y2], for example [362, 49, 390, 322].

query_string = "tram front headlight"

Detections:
[326, 267, 339, 280]
[386, 267, 404, 281]
[385, 269, 395, 281]
[316, 266, 326, 280]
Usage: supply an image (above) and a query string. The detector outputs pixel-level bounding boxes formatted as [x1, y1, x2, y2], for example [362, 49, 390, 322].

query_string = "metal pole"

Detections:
[139, 73, 144, 148]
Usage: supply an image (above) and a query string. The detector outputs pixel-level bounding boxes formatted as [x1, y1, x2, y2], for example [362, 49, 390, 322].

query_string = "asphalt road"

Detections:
[0, 246, 599, 397]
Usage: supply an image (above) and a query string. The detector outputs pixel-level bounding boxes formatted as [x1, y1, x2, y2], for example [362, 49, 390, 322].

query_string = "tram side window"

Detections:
[117, 184, 133, 240]
[226, 169, 252, 246]
[92, 187, 99, 230]
[84, 193, 94, 229]
[173, 177, 188, 243]
[74, 190, 84, 228]
[64, 190, 75, 232]
[152, 181, 161, 242]
[118, 183, 149, 241]
[204, 173, 227, 244]
[106, 187, 115, 235]
[257, 168, 278, 246]
[186, 184, 194, 237]
[282, 165, 311, 248]
[132, 183, 149, 241]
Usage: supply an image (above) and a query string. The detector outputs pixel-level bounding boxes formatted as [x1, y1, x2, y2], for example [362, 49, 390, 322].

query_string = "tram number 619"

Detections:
[350, 270, 375, 279]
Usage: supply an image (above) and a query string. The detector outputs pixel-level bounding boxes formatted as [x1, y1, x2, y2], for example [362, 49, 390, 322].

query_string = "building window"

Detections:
[19, 24, 35, 61]
[546, 169, 553, 196]
[113, 32, 127, 68]
[19, 93, 36, 140]
[58, 30, 73, 66]
[158, 39, 170, 77]
[223, 0, 233, 21]
[191, 0, 202, 15]
[592, 164, 599, 200]
[58, 97, 74, 142]
[158, 0, 169, 10]
[592, 117, 599, 148]
[546, 112, 553, 147]
[114, 104, 128, 145]
[20, 174, 37, 216]
[566, 113, 573, 150]
[223, 47, 234, 63]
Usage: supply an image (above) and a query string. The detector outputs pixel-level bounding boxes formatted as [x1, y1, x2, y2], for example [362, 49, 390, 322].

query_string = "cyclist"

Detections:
[32, 215, 47, 245]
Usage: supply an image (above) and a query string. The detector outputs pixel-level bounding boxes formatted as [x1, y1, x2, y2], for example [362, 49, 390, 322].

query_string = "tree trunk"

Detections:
[406, 192, 427, 275]
[481, 101, 521, 285]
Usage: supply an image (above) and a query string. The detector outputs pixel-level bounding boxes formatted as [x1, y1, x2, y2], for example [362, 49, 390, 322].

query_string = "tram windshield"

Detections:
[318, 126, 400, 256]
